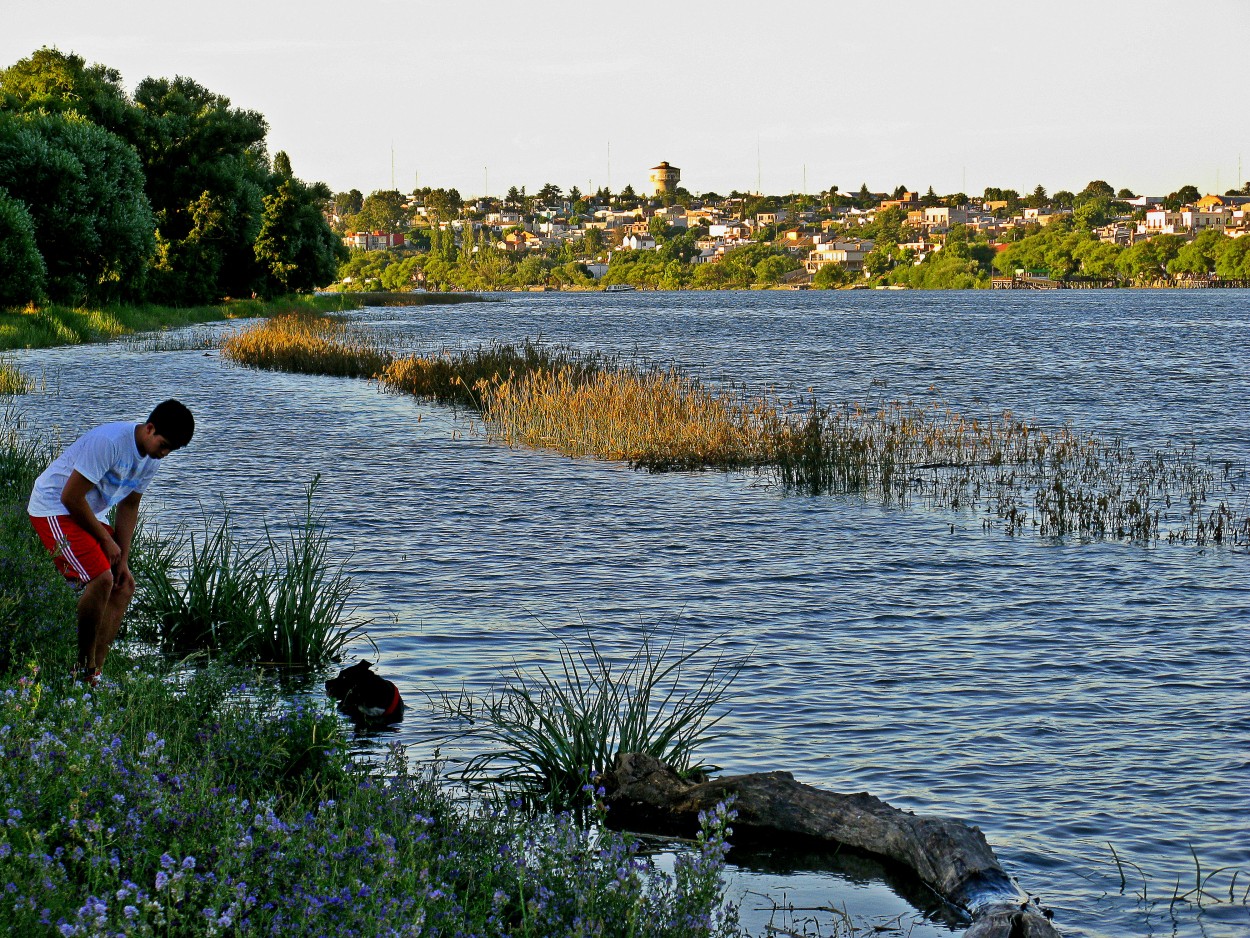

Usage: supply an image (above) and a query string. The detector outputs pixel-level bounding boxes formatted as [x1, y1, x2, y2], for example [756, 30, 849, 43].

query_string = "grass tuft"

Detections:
[221, 313, 393, 378]
[438, 631, 743, 813]
[131, 478, 365, 667]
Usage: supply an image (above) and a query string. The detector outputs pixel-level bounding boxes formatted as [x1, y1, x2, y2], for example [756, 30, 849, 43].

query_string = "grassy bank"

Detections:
[0, 295, 364, 352]
[0, 412, 740, 938]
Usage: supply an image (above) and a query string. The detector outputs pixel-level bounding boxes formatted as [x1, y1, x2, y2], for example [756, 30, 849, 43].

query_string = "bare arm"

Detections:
[112, 491, 142, 566]
[60, 470, 121, 566]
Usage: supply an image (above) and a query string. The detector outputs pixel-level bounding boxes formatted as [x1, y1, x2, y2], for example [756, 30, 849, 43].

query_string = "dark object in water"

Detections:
[597, 752, 1061, 938]
[325, 660, 405, 724]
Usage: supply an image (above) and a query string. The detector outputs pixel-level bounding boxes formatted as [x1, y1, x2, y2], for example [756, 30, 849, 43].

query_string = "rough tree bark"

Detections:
[598, 753, 1060, 938]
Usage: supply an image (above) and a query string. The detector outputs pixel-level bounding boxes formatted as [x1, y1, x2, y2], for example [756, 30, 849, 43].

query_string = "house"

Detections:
[756, 210, 788, 227]
[500, 230, 544, 252]
[620, 233, 657, 251]
[922, 206, 969, 229]
[343, 231, 405, 251]
[805, 239, 874, 274]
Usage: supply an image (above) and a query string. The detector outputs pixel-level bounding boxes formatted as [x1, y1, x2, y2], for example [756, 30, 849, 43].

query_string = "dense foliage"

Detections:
[0, 48, 345, 308]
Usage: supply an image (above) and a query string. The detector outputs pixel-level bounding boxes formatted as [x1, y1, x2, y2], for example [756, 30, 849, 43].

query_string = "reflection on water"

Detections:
[12, 291, 1250, 938]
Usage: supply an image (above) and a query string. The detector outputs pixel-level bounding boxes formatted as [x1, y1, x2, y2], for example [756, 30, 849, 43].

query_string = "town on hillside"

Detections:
[330, 162, 1250, 292]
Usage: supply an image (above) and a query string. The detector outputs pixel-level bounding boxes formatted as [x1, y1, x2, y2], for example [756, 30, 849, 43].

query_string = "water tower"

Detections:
[649, 161, 681, 196]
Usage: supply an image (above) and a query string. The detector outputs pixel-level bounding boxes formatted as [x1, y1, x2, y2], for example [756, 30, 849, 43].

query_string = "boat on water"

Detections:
[604, 284, 636, 292]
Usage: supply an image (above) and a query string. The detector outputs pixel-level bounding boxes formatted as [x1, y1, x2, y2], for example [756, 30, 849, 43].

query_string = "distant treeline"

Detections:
[0, 48, 345, 309]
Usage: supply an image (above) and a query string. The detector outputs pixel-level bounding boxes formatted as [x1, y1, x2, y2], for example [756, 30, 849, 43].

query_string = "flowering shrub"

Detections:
[0, 665, 740, 937]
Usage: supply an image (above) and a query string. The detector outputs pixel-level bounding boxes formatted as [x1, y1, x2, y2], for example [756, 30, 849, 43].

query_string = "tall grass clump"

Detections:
[221, 312, 393, 378]
[131, 480, 364, 666]
[378, 338, 606, 408]
[0, 359, 35, 395]
[0, 662, 741, 937]
[0, 410, 76, 678]
[439, 632, 743, 813]
[479, 366, 780, 469]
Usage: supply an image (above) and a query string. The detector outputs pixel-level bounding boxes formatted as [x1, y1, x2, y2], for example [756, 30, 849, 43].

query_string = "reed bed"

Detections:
[0, 358, 34, 395]
[221, 313, 393, 378]
[770, 401, 1249, 547]
[220, 322, 1249, 549]
[480, 366, 779, 467]
[378, 339, 607, 408]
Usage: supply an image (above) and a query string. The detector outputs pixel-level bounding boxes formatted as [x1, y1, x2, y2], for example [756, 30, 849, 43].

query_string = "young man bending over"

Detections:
[27, 400, 194, 684]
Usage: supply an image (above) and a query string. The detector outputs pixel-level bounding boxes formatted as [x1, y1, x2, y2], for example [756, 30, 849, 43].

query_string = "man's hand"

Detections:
[102, 535, 123, 567]
[112, 559, 135, 592]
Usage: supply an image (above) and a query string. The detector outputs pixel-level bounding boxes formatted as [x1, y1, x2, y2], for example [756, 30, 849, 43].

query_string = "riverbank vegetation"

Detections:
[0, 294, 361, 352]
[0, 48, 345, 310]
[0, 412, 742, 937]
[221, 316, 1250, 549]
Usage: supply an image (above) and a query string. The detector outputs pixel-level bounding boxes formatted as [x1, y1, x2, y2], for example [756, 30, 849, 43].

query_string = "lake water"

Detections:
[11, 291, 1250, 938]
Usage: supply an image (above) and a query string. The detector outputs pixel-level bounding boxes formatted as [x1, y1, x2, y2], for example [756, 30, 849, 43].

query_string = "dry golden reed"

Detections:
[477, 366, 778, 468]
[221, 314, 392, 378]
[221, 321, 1249, 548]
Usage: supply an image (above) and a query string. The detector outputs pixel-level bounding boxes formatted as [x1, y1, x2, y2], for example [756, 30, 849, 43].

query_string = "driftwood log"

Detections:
[598, 753, 1060, 938]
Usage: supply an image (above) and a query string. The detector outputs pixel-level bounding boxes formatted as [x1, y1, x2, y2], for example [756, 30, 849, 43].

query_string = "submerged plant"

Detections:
[438, 631, 743, 813]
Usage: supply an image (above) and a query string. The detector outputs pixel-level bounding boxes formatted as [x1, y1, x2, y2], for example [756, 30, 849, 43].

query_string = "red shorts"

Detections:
[29, 515, 113, 584]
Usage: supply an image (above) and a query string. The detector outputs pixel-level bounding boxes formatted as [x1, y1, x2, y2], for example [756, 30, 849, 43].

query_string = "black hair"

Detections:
[147, 399, 195, 448]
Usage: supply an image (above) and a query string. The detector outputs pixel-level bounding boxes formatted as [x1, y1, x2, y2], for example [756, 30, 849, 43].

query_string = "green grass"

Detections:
[438, 631, 743, 814]
[0, 294, 362, 352]
[130, 479, 365, 667]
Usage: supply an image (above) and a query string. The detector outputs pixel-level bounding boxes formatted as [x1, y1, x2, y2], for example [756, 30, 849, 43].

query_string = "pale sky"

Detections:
[5, 1, 1249, 200]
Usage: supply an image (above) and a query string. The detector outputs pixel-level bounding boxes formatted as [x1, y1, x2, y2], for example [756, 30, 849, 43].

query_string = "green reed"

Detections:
[437, 631, 742, 814]
[131, 479, 364, 667]
[379, 338, 609, 408]
[0, 359, 35, 395]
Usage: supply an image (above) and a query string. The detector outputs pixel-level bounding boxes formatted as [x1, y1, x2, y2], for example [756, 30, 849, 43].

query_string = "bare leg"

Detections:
[76, 571, 114, 671]
[93, 576, 134, 669]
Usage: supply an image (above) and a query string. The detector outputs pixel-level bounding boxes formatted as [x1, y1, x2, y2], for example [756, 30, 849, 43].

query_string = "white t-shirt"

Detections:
[27, 422, 161, 520]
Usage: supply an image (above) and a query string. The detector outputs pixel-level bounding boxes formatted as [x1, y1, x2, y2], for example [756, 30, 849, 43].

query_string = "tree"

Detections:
[812, 263, 851, 289]
[0, 48, 137, 143]
[253, 154, 347, 296]
[0, 110, 154, 304]
[1025, 185, 1048, 209]
[333, 189, 363, 218]
[355, 190, 406, 232]
[1076, 180, 1115, 204]
[537, 182, 563, 204]
[133, 75, 270, 303]
[0, 189, 45, 307]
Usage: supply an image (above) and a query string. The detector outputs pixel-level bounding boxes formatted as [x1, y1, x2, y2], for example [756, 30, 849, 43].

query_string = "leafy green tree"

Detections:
[354, 190, 406, 233]
[133, 75, 269, 302]
[1075, 180, 1115, 205]
[334, 189, 363, 217]
[1074, 197, 1114, 230]
[0, 189, 45, 307]
[1213, 235, 1250, 279]
[1052, 190, 1075, 208]
[0, 110, 153, 303]
[253, 154, 347, 296]
[0, 48, 137, 142]
[812, 263, 851, 289]
[579, 226, 604, 257]
[1167, 229, 1223, 278]
[753, 254, 798, 285]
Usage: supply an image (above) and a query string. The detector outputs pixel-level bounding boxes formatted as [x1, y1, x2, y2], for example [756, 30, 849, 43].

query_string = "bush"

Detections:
[0, 190, 46, 308]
